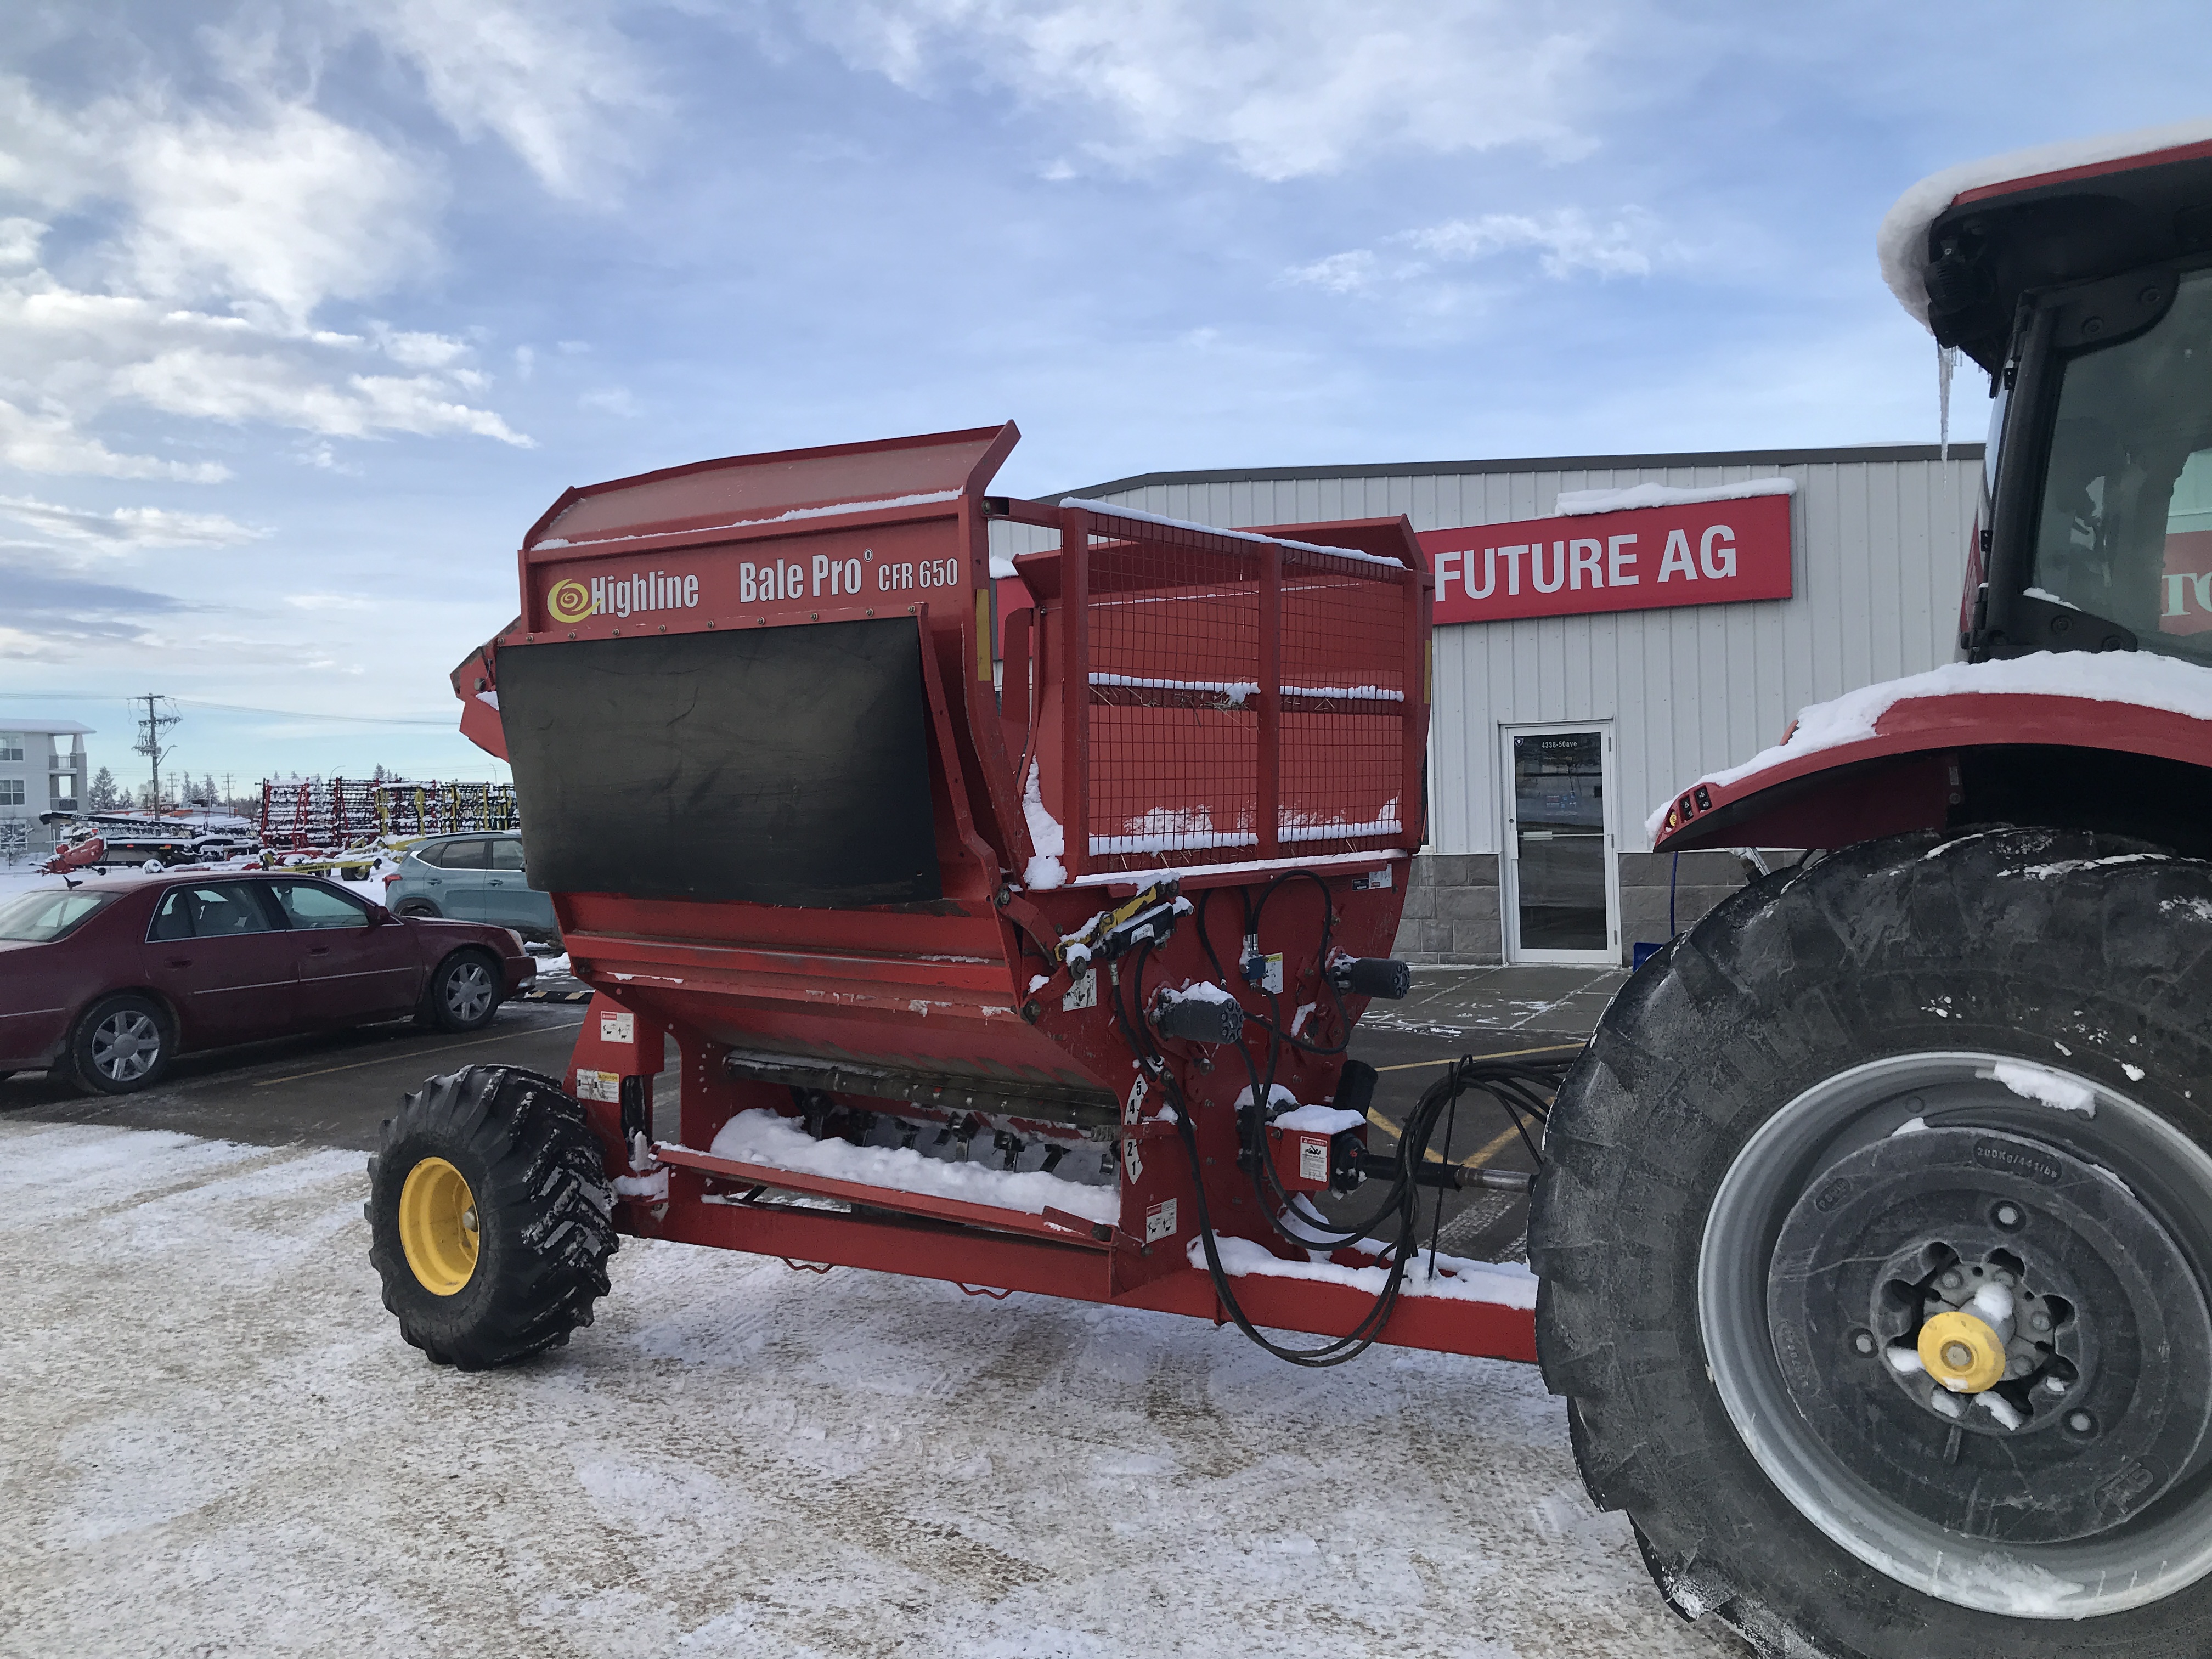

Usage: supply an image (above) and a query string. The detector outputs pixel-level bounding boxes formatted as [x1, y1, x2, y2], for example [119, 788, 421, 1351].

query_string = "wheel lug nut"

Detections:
[2066, 1410, 2097, 1435]
[2030, 1311, 2051, 1333]
[1991, 1269, 2015, 1286]
[1851, 1330, 1876, 1356]
[1940, 1270, 1964, 1290]
[1993, 1202, 2023, 1229]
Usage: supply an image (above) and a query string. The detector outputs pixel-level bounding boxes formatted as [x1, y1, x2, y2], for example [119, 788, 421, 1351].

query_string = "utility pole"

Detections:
[132, 695, 180, 814]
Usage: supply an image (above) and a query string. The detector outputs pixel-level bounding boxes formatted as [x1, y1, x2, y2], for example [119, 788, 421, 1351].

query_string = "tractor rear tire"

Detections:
[366, 1064, 617, 1370]
[1532, 827, 2212, 1657]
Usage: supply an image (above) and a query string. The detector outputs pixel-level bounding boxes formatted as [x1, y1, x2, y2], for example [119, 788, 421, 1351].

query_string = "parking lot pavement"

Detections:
[0, 1117, 1739, 1659]
[0, 1002, 591, 1152]
[2, 963, 1614, 1268]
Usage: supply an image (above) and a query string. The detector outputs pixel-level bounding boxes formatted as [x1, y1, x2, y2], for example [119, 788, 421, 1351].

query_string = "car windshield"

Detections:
[2031, 266, 2212, 663]
[0, 887, 114, 943]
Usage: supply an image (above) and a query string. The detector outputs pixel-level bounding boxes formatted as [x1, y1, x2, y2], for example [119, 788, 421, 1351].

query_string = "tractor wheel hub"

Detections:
[1767, 1124, 2212, 1543]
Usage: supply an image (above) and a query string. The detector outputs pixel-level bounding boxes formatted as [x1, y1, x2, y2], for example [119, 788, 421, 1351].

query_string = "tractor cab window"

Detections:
[2031, 267, 2212, 662]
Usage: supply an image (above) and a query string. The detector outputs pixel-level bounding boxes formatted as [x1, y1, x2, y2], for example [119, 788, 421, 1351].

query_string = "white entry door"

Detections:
[1501, 724, 1620, 965]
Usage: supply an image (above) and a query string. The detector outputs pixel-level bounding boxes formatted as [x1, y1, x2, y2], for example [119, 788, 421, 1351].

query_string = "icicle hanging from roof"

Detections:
[1937, 342, 1959, 460]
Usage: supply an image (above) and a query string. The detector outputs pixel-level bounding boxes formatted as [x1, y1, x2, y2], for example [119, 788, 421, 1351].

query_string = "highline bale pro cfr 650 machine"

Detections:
[366, 421, 1556, 1404]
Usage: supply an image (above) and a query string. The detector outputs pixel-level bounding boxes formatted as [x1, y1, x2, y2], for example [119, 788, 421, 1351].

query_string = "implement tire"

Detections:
[1531, 827, 2212, 1657]
[366, 1064, 617, 1370]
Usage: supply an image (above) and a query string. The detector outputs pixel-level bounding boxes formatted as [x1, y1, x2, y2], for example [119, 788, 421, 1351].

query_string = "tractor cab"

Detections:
[1899, 136, 2212, 664]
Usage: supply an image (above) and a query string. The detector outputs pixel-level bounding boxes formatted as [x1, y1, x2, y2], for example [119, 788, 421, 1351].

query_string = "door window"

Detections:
[149, 883, 278, 940]
[1510, 731, 1610, 954]
[264, 881, 371, 929]
[2030, 267, 2212, 654]
[427, 838, 489, 870]
[488, 838, 527, 872]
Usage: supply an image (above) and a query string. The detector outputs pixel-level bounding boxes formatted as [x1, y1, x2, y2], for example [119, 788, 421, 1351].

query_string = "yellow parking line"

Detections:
[252, 1020, 583, 1087]
[1373, 1039, 1582, 1073]
[1363, 1109, 1531, 1170]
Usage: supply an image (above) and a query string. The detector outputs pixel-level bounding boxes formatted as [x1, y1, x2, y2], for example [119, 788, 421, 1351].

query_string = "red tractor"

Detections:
[1533, 125, 2212, 1654]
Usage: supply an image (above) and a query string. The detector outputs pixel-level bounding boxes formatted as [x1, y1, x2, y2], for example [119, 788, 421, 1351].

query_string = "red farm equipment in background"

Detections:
[367, 421, 1549, 1391]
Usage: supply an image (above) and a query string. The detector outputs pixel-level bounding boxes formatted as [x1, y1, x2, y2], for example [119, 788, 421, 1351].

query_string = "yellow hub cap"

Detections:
[1918, 1309, 2007, 1393]
[398, 1156, 481, 1296]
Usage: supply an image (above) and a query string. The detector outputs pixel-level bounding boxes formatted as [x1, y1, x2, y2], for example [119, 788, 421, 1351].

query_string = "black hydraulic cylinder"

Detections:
[1152, 990, 1245, 1045]
[1357, 1151, 1531, 1194]
[1333, 957, 1412, 1000]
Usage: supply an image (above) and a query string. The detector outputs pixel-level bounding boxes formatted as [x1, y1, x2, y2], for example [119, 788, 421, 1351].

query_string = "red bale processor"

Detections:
[367, 421, 1548, 1387]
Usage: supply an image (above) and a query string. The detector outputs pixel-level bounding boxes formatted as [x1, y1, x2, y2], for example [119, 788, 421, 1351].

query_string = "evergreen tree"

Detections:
[87, 766, 119, 810]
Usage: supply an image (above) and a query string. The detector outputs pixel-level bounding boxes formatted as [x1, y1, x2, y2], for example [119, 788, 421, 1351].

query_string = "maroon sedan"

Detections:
[0, 872, 535, 1094]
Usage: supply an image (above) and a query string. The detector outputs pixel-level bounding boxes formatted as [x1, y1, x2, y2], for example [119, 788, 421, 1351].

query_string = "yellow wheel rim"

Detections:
[398, 1156, 481, 1296]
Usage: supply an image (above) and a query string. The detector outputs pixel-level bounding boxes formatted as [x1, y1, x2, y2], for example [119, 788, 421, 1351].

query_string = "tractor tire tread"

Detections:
[1531, 826, 2212, 1659]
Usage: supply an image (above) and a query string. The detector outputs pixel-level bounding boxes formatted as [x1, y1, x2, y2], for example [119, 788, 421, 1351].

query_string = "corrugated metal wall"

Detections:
[994, 446, 1982, 854]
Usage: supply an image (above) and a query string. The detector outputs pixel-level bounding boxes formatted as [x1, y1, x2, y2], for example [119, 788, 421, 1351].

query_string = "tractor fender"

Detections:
[1655, 686, 2212, 853]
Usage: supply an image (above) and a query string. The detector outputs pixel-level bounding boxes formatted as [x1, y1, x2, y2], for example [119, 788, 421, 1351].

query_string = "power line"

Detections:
[0, 692, 455, 727]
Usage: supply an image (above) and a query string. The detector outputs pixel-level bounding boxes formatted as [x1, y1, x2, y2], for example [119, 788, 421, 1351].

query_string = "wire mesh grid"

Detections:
[1278, 548, 1409, 857]
[1070, 513, 1412, 875]
[1081, 521, 1261, 871]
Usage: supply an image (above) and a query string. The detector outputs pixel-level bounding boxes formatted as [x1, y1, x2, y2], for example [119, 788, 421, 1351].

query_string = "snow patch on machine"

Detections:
[1988, 1061, 2097, 1116]
[1022, 760, 1067, 889]
[1649, 650, 2212, 838]
[1192, 1234, 1538, 1310]
[707, 1109, 1121, 1225]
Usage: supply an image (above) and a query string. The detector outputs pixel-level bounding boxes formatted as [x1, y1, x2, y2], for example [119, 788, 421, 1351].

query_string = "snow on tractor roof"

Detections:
[1878, 119, 2212, 331]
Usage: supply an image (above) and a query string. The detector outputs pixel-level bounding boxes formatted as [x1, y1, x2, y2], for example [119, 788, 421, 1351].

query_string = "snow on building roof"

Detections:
[0, 719, 94, 736]
[1554, 478, 1795, 517]
[1878, 119, 2212, 331]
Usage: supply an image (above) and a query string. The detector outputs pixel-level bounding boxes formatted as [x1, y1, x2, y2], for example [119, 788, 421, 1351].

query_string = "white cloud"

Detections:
[782, 0, 1614, 179]
[0, 216, 43, 267]
[346, 0, 656, 199]
[0, 494, 267, 551]
[1406, 208, 1669, 279]
[0, 12, 612, 483]
[283, 592, 377, 610]
[1284, 249, 1380, 296]
[0, 66, 531, 479]
[578, 386, 640, 417]
[0, 399, 230, 482]
[1286, 207, 1679, 301]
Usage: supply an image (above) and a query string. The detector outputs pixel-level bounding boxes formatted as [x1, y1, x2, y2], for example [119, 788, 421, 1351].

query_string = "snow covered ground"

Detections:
[0, 1119, 1733, 1658]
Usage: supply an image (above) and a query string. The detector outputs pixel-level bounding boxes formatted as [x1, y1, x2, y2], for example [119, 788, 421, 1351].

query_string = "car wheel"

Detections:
[396, 900, 441, 919]
[423, 951, 500, 1032]
[69, 994, 172, 1094]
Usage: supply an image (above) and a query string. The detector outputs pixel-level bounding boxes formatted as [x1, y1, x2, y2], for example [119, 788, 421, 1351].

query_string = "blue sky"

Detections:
[2, 1, 2205, 792]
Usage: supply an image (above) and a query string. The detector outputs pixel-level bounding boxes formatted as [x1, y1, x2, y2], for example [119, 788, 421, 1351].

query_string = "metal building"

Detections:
[994, 442, 1982, 965]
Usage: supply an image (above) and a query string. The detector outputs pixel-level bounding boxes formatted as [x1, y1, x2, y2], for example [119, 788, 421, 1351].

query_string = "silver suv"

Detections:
[385, 832, 558, 941]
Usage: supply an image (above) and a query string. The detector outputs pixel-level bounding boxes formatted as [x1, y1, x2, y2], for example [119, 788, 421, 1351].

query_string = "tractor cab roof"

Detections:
[1878, 120, 2212, 373]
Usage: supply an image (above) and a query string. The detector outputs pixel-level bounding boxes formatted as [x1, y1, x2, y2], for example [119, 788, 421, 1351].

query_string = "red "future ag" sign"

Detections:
[1418, 493, 1793, 625]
